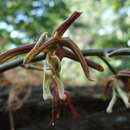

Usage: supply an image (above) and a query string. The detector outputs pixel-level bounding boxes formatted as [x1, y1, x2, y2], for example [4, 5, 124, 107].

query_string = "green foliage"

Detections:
[66, 0, 130, 76]
[0, 0, 69, 48]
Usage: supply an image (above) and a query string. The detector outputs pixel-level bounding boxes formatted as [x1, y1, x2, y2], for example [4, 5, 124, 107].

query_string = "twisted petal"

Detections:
[0, 43, 34, 64]
[52, 75, 65, 100]
[53, 11, 81, 39]
[106, 87, 117, 113]
[104, 77, 114, 98]
[106, 78, 130, 113]
[23, 32, 48, 64]
[116, 70, 130, 92]
[116, 82, 130, 108]
[28, 37, 92, 80]
[56, 47, 104, 72]
[43, 60, 53, 100]
[59, 38, 92, 80]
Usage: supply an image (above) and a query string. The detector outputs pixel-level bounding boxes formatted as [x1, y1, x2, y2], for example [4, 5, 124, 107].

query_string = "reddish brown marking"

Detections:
[50, 90, 80, 124]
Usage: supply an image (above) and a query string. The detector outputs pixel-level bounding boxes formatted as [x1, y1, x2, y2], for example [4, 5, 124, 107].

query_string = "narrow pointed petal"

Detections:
[59, 38, 92, 80]
[116, 84, 130, 108]
[104, 78, 114, 98]
[106, 87, 117, 113]
[23, 38, 57, 62]
[0, 43, 34, 64]
[115, 70, 130, 92]
[53, 11, 82, 39]
[58, 48, 104, 72]
[43, 60, 53, 100]
[23, 32, 48, 64]
[52, 75, 65, 100]
[43, 77, 53, 100]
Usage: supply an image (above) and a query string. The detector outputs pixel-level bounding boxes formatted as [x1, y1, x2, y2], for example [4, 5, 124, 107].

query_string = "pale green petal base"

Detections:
[106, 79, 130, 113]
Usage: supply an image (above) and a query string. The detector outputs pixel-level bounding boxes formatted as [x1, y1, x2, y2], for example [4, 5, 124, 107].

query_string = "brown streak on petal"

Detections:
[24, 38, 58, 62]
[34, 37, 92, 80]
[59, 38, 92, 80]
[60, 48, 104, 72]
[0, 43, 35, 64]
[23, 33, 47, 64]
[53, 11, 82, 38]
[120, 78, 130, 93]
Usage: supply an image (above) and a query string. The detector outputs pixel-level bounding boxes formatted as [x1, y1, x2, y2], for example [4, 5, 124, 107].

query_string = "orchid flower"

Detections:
[0, 11, 104, 105]
[23, 11, 93, 80]
[0, 11, 104, 101]
[105, 69, 130, 113]
[0, 11, 105, 125]
[22, 12, 89, 101]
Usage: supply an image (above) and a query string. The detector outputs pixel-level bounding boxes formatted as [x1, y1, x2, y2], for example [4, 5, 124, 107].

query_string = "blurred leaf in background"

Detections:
[0, 0, 69, 50]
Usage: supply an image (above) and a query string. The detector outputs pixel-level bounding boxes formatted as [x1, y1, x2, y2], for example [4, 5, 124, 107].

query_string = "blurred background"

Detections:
[0, 0, 130, 86]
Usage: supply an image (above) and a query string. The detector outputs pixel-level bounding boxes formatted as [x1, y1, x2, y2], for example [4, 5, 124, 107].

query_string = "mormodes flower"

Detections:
[105, 69, 130, 113]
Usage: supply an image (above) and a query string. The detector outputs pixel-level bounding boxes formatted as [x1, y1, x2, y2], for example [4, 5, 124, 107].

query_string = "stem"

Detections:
[108, 48, 130, 57]
[98, 56, 117, 75]
[0, 48, 130, 73]
[0, 54, 46, 72]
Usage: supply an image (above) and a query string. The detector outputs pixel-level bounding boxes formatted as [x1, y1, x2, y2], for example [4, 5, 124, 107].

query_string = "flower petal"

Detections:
[59, 38, 92, 80]
[57, 47, 104, 72]
[53, 11, 81, 39]
[0, 44, 34, 64]
[23, 32, 48, 64]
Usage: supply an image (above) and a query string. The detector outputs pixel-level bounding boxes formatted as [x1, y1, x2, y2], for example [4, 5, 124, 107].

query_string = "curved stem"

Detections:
[0, 54, 46, 72]
[98, 56, 117, 75]
[108, 48, 130, 57]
